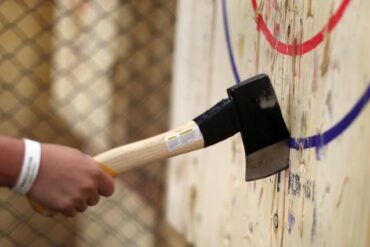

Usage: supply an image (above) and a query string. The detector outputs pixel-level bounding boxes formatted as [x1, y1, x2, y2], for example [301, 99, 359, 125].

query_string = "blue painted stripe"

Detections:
[289, 85, 370, 150]
[222, 0, 241, 84]
[221, 0, 370, 150]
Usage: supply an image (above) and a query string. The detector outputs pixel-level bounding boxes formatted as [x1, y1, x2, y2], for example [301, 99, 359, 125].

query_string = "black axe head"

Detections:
[194, 74, 290, 181]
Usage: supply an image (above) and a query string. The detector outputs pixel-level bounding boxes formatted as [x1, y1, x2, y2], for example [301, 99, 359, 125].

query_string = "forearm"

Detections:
[0, 136, 24, 188]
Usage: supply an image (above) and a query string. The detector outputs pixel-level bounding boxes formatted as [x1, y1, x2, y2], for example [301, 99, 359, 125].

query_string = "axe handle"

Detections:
[95, 120, 204, 175]
[30, 121, 205, 216]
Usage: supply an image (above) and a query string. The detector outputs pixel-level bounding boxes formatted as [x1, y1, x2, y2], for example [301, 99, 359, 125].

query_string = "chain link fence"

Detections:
[0, 0, 183, 246]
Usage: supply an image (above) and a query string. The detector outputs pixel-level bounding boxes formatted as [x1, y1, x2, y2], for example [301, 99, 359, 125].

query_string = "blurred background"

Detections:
[0, 0, 185, 246]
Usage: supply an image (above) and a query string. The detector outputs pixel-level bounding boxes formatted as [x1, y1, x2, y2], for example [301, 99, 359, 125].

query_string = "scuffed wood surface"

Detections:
[167, 0, 370, 246]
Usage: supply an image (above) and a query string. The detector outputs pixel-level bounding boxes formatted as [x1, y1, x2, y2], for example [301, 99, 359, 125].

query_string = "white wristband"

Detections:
[12, 139, 41, 194]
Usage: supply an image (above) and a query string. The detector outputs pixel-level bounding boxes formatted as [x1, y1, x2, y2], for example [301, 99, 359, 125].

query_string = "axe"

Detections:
[30, 74, 290, 215]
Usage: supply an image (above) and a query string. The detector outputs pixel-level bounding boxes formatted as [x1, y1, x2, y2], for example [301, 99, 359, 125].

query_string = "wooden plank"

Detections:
[166, 0, 218, 243]
[167, 0, 370, 246]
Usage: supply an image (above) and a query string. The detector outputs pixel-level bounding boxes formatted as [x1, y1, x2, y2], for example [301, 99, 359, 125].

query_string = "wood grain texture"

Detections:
[95, 121, 204, 174]
[167, 0, 370, 246]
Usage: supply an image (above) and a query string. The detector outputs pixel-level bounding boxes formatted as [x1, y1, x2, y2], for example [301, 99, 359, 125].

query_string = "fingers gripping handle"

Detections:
[30, 121, 204, 216]
[28, 163, 118, 216]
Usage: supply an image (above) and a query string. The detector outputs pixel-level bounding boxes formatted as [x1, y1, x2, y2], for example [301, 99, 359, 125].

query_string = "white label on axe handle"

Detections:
[165, 124, 202, 152]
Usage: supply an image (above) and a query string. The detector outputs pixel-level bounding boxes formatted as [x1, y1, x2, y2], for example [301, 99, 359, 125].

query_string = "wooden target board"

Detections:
[167, 0, 370, 246]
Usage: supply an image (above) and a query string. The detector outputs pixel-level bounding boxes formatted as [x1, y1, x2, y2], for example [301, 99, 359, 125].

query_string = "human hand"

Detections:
[27, 143, 114, 217]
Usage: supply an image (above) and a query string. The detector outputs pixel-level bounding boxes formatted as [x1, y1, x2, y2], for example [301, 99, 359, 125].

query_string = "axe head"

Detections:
[227, 74, 290, 181]
[194, 74, 290, 181]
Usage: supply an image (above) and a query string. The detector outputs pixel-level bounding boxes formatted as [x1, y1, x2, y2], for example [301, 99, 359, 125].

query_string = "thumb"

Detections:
[97, 167, 115, 197]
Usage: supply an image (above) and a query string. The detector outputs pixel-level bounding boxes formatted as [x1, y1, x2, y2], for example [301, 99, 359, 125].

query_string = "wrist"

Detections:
[6, 140, 23, 188]
[0, 137, 24, 188]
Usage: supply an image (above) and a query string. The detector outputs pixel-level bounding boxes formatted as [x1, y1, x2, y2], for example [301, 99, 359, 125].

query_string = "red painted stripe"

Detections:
[251, 0, 351, 55]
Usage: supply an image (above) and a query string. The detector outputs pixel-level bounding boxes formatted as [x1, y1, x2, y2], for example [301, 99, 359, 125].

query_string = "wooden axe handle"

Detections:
[30, 121, 204, 216]
[95, 121, 204, 174]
